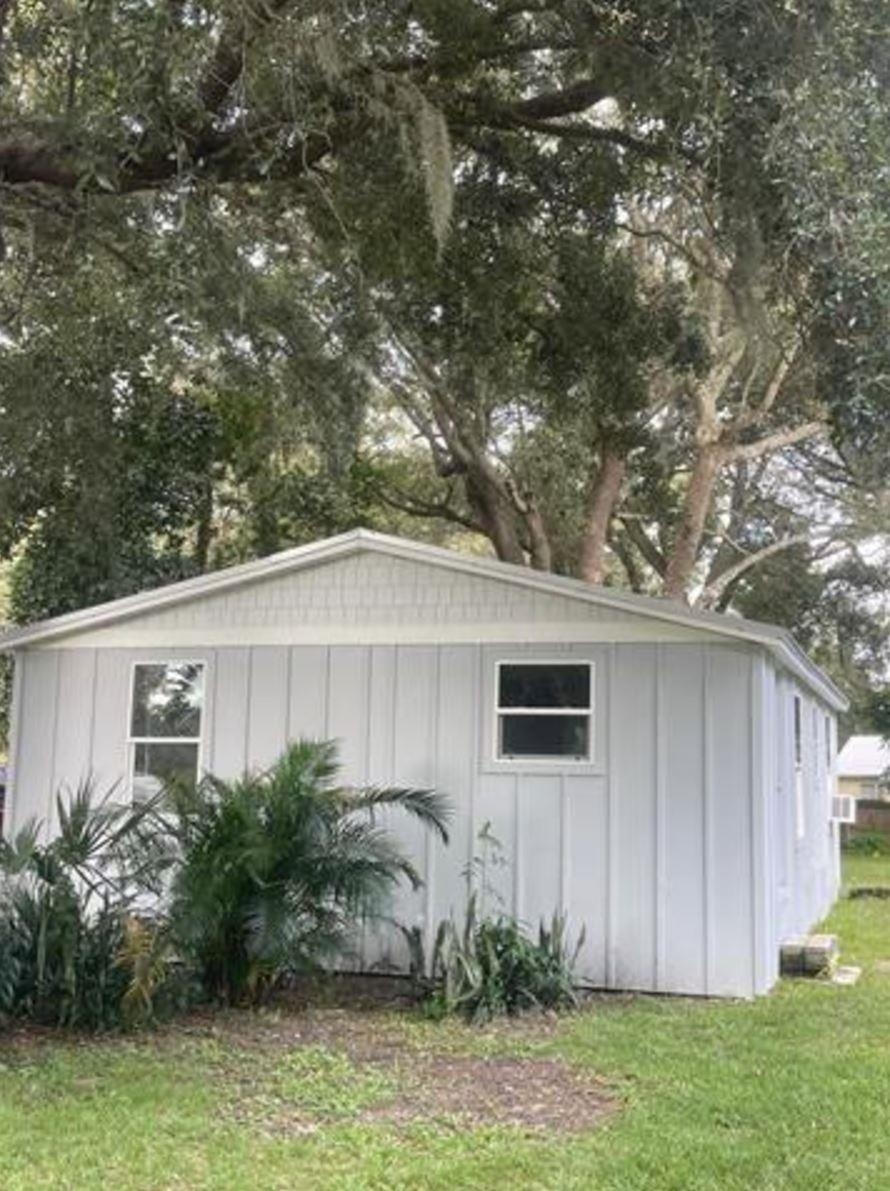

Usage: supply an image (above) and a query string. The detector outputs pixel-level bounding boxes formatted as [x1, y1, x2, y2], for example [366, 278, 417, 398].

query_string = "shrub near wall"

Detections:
[0, 741, 451, 1029]
[0, 782, 170, 1030]
[843, 827, 890, 857]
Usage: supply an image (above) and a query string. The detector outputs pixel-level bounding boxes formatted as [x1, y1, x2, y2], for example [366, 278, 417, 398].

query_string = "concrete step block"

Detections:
[780, 933, 839, 977]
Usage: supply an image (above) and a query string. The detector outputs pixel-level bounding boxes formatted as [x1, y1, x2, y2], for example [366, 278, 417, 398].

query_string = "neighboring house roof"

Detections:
[837, 735, 890, 780]
[0, 528, 848, 711]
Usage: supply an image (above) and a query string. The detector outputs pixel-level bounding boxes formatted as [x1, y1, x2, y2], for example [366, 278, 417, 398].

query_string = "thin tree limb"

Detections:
[698, 533, 811, 608]
[726, 420, 826, 463]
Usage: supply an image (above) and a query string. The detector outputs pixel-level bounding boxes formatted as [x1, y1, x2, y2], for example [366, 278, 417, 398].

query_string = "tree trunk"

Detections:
[465, 470, 527, 565]
[194, 478, 214, 572]
[579, 451, 626, 585]
[525, 505, 552, 571]
[662, 444, 724, 601]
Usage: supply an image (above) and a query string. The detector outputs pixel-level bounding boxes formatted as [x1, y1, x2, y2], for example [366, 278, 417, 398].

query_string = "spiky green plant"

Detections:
[415, 893, 586, 1023]
[0, 780, 170, 1029]
[159, 739, 450, 1005]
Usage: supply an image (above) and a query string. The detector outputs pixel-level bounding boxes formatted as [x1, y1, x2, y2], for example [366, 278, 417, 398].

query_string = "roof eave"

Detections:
[0, 528, 848, 712]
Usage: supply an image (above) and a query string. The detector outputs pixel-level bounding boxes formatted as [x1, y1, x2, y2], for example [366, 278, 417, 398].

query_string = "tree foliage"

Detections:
[0, 0, 886, 712]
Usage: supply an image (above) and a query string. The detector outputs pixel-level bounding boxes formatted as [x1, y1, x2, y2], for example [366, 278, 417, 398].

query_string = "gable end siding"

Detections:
[43, 553, 717, 647]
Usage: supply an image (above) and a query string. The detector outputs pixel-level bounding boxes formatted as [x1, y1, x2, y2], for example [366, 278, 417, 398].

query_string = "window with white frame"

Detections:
[129, 662, 204, 800]
[793, 694, 805, 840]
[495, 661, 593, 761]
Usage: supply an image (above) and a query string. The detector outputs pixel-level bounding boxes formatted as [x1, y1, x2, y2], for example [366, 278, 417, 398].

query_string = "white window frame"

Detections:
[127, 659, 206, 800]
[493, 659, 594, 764]
[824, 712, 834, 818]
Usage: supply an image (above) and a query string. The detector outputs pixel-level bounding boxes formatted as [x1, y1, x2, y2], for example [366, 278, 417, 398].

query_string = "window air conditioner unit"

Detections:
[831, 794, 856, 825]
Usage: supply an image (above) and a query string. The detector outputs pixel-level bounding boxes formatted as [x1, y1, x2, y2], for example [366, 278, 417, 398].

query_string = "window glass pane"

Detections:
[499, 714, 589, 759]
[131, 663, 203, 738]
[498, 664, 590, 709]
[133, 741, 199, 800]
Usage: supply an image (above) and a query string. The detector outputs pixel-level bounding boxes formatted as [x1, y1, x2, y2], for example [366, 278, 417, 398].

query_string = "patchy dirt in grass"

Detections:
[0, 977, 619, 1137]
[205, 981, 617, 1137]
[222, 1040, 615, 1138]
[365, 1053, 615, 1134]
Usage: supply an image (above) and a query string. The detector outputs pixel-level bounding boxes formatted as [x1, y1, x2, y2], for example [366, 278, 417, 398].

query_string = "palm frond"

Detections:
[345, 785, 451, 844]
[0, 819, 41, 875]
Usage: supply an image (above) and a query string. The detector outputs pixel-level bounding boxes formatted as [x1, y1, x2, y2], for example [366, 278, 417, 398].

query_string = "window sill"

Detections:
[479, 756, 605, 778]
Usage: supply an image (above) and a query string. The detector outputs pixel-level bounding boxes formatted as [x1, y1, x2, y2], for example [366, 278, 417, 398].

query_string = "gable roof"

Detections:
[837, 735, 890, 778]
[0, 528, 847, 710]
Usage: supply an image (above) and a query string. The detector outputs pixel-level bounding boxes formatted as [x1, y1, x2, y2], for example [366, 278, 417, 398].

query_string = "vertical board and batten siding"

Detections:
[3, 542, 841, 998]
[660, 646, 708, 993]
[7, 636, 774, 996]
[762, 659, 839, 972]
[707, 647, 755, 995]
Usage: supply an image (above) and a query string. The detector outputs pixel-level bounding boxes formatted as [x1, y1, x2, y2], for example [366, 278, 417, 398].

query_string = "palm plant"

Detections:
[0, 780, 168, 1028]
[159, 739, 450, 1004]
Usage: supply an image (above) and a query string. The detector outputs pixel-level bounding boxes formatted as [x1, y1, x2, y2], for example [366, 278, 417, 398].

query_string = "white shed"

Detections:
[0, 529, 847, 998]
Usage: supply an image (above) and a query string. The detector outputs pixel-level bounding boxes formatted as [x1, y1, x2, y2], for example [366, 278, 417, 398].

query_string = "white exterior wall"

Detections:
[761, 661, 840, 971]
[3, 550, 841, 998]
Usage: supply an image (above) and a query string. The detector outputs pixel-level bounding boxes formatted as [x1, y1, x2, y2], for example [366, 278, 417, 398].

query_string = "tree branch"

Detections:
[490, 115, 673, 159]
[618, 516, 668, 578]
[732, 348, 798, 432]
[510, 78, 608, 120]
[378, 486, 483, 534]
[698, 534, 810, 609]
[196, 0, 297, 115]
[726, 420, 826, 463]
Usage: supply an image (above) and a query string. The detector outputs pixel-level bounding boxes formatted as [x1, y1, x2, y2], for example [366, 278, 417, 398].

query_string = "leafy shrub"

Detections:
[0, 741, 450, 1025]
[159, 739, 450, 1005]
[0, 782, 171, 1029]
[843, 829, 890, 856]
[408, 894, 585, 1023]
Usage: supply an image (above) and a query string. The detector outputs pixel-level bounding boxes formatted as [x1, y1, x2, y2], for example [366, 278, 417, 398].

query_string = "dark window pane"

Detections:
[131, 663, 203, 738]
[133, 741, 199, 800]
[499, 714, 589, 759]
[499, 664, 590, 709]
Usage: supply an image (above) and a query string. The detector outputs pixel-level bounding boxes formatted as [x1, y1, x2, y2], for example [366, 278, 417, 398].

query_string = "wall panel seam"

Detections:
[86, 649, 98, 780]
[45, 653, 62, 833]
[655, 644, 666, 991]
[606, 644, 617, 987]
[702, 649, 713, 995]
[7, 652, 25, 834]
[284, 646, 293, 746]
[243, 649, 253, 776]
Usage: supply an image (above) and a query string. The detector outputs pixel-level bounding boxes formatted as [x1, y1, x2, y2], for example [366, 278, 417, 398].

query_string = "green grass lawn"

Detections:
[2, 855, 890, 1191]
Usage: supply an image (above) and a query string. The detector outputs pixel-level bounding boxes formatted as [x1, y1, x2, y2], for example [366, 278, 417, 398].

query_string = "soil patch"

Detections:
[189, 979, 617, 1137]
[366, 1053, 615, 1133]
[1, 977, 618, 1137]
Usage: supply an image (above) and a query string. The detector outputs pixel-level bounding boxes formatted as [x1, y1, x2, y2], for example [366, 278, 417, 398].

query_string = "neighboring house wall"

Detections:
[3, 547, 842, 999]
[838, 777, 887, 800]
